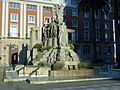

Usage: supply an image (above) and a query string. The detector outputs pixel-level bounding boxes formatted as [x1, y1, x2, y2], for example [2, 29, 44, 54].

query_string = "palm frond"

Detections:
[77, 0, 111, 15]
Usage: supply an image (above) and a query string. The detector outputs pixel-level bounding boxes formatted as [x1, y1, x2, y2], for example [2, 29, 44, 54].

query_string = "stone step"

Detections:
[5, 71, 18, 79]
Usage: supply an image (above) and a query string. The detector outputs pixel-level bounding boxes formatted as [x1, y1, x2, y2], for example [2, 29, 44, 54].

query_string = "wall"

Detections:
[49, 69, 98, 77]
[18, 66, 50, 77]
[0, 69, 4, 82]
[0, 39, 30, 65]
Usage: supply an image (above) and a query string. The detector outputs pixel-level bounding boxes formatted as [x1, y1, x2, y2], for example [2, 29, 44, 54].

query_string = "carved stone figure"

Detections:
[42, 4, 69, 47]
[54, 5, 64, 24]
[42, 24, 47, 40]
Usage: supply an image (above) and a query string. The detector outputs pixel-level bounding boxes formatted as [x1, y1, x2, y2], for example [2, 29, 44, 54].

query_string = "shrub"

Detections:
[51, 62, 65, 70]
[45, 46, 52, 51]
[69, 43, 75, 50]
[41, 46, 52, 51]
[78, 62, 91, 69]
[33, 43, 42, 51]
[56, 47, 61, 49]
[33, 44, 52, 52]
[41, 46, 46, 51]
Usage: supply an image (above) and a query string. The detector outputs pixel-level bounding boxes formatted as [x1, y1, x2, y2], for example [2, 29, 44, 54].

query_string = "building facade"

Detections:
[0, 0, 64, 65]
[0, 0, 114, 66]
[64, 0, 114, 64]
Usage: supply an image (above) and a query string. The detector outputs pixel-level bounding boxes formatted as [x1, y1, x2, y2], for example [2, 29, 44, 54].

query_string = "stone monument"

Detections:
[31, 5, 80, 70]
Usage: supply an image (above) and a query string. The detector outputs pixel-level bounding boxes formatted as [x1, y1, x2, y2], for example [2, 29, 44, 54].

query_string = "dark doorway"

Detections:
[11, 53, 18, 65]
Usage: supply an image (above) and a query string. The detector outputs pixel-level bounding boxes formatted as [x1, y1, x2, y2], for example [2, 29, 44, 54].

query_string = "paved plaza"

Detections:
[0, 80, 120, 90]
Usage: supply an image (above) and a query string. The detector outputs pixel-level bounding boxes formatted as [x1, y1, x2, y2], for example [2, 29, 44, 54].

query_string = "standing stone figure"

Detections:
[54, 5, 64, 24]
[58, 23, 68, 47]
[53, 4, 68, 47]
[42, 24, 48, 46]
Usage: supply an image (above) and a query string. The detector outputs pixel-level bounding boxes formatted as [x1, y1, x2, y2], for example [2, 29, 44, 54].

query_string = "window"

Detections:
[83, 7, 89, 18]
[95, 22, 100, 29]
[96, 46, 101, 55]
[105, 46, 111, 55]
[105, 32, 110, 41]
[72, 20, 78, 27]
[27, 5, 37, 10]
[73, 28, 78, 41]
[72, 9, 78, 16]
[95, 12, 99, 19]
[104, 23, 109, 30]
[84, 31, 89, 41]
[13, 3, 18, 8]
[10, 3, 13, 8]
[28, 15, 35, 23]
[43, 7, 48, 13]
[27, 5, 33, 10]
[11, 13, 18, 22]
[33, 5, 37, 10]
[44, 17, 51, 24]
[83, 11, 89, 18]
[96, 32, 100, 41]
[104, 14, 109, 19]
[9, 3, 19, 9]
[84, 21, 89, 28]
[10, 25, 18, 37]
[43, 7, 52, 13]
[83, 46, 90, 55]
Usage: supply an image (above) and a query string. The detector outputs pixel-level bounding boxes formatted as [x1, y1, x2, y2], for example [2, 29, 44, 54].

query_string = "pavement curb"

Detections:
[29, 77, 120, 84]
[4, 78, 27, 82]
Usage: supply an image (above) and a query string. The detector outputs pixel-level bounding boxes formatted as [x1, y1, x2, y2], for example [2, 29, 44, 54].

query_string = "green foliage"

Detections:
[41, 46, 52, 51]
[33, 43, 42, 51]
[51, 62, 65, 70]
[45, 46, 52, 51]
[78, 62, 91, 69]
[33, 43, 52, 52]
[56, 47, 61, 49]
[38, 62, 50, 67]
[41, 46, 46, 51]
[69, 43, 75, 50]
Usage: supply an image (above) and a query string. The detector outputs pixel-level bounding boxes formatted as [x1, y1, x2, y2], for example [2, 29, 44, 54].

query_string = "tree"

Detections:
[77, 0, 111, 63]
